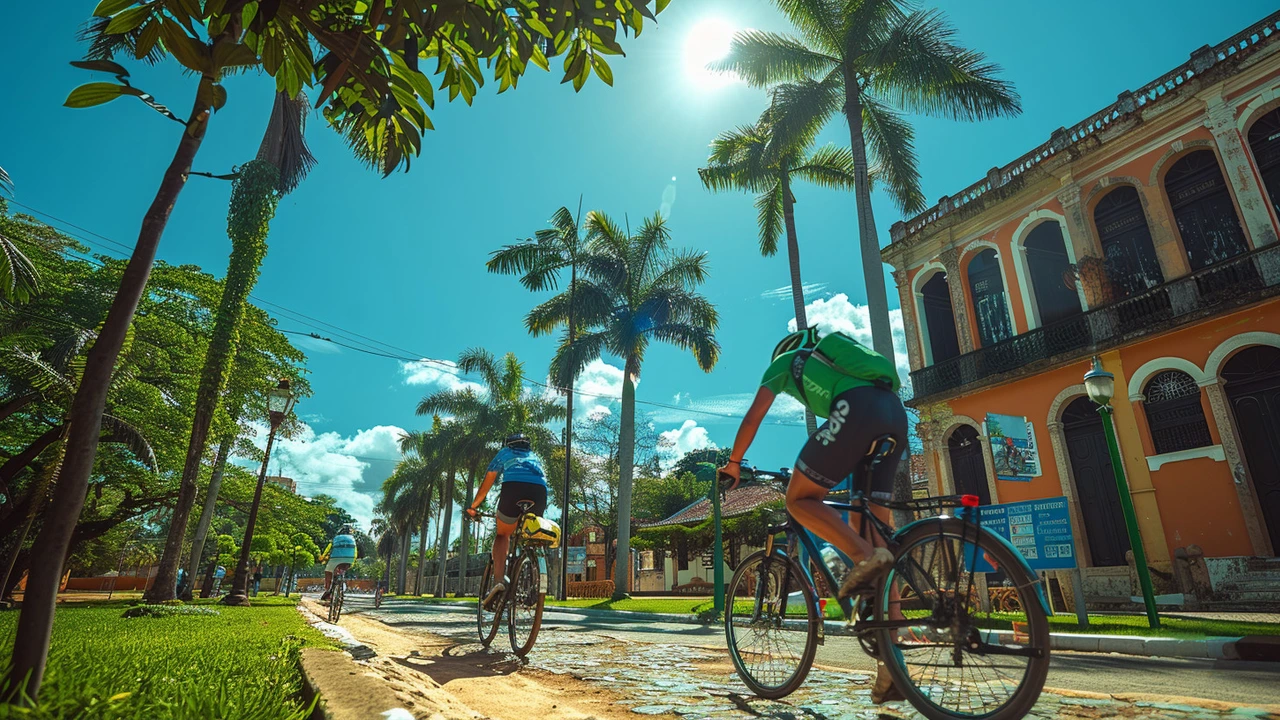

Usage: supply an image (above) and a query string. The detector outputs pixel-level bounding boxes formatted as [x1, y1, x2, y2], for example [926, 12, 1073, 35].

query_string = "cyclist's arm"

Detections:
[468, 470, 499, 512]
[729, 387, 775, 462]
[319, 542, 332, 563]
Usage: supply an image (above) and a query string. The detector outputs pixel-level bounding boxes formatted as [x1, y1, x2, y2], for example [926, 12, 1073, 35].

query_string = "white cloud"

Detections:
[659, 419, 717, 469]
[645, 392, 805, 427]
[545, 358, 631, 416]
[761, 282, 828, 302]
[400, 358, 486, 395]
[240, 423, 407, 530]
[789, 293, 912, 394]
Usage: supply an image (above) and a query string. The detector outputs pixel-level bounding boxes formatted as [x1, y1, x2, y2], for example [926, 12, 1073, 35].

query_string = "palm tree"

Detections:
[699, 92, 858, 432]
[0, 167, 40, 304]
[384, 442, 439, 596]
[529, 212, 719, 597]
[715, 0, 1020, 364]
[149, 92, 317, 603]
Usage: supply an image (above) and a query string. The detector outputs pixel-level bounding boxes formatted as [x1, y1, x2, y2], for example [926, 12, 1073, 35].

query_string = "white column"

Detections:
[1205, 97, 1279, 248]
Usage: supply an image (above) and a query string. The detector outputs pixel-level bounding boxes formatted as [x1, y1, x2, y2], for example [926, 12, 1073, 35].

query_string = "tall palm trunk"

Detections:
[7, 86, 214, 703]
[781, 172, 818, 435]
[842, 90, 896, 367]
[435, 468, 456, 597]
[414, 490, 430, 595]
[396, 530, 410, 595]
[149, 160, 278, 603]
[613, 372, 636, 598]
[180, 434, 233, 600]
[459, 463, 478, 595]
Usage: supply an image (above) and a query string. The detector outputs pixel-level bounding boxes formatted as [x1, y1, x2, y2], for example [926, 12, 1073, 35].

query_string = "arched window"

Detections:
[1093, 186, 1165, 298]
[1247, 107, 1280, 220]
[1142, 370, 1213, 455]
[919, 271, 960, 363]
[1024, 221, 1082, 326]
[967, 249, 1013, 347]
[1164, 150, 1249, 270]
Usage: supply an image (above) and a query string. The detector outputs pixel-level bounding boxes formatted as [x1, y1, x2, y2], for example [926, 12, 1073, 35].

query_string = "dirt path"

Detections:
[301, 598, 659, 720]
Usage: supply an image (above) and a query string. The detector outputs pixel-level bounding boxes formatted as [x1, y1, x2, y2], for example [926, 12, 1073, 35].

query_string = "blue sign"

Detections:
[973, 496, 1076, 572]
[566, 546, 586, 575]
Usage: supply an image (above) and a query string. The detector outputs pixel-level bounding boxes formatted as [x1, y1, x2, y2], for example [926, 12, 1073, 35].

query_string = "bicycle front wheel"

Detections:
[725, 550, 819, 699]
[508, 551, 545, 658]
[327, 582, 343, 624]
[477, 559, 500, 647]
[876, 517, 1050, 720]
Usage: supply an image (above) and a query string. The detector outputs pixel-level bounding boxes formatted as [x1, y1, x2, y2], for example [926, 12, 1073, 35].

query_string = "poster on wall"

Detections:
[985, 413, 1042, 482]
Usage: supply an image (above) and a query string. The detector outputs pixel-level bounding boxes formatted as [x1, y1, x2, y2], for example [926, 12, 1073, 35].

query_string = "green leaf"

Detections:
[159, 18, 208, 73]
[210, 84, 227, 111]
[70, 59, 130, 77]
[64, 82, 129, 108]
[656, 0, 672, 13]
[241, 1, 259, 31]
[591, 54, 613, 87]
[524, 16, 551, 37]
[104, 5, 151, 34]
[93, 0, 136, 18]
[135, 19, 161, 59]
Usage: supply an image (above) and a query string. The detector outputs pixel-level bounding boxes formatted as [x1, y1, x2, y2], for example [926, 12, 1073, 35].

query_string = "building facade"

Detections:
[882, 11, 1280, 606]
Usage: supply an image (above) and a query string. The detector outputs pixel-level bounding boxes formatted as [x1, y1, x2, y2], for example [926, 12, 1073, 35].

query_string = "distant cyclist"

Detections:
[319, 524, 358, 603]
[718, 327, 908, 703]
[464, 433, 547, 609]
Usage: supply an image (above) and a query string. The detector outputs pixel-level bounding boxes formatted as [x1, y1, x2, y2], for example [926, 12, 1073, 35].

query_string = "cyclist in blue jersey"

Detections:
[319, 524, 358, 603]
[464, 433, 548, 609]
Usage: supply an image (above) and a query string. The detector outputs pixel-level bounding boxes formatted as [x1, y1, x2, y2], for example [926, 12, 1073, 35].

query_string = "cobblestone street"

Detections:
[354, 599, 1279, 720]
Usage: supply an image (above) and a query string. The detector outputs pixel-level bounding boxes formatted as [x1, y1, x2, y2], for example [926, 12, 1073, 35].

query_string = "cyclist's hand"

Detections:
[464, 506, 479, 521]
[717, 463, 741, 493]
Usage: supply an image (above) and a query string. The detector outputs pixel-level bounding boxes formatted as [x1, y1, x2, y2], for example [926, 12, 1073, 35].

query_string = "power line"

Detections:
[6, 199, 807, 428]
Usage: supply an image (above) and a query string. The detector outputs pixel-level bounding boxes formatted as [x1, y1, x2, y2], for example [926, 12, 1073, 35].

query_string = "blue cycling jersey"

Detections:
[486, 447, 547, 487]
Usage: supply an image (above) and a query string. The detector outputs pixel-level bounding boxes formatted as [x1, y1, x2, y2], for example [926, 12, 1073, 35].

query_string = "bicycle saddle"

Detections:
[863, 435, 897, 466]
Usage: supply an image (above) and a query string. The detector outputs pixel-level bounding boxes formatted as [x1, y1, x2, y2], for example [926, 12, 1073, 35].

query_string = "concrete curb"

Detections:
[394, 599, 1257, 661]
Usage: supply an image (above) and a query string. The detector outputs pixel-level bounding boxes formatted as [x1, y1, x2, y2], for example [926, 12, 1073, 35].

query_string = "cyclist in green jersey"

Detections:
[720, 328, 909, 703]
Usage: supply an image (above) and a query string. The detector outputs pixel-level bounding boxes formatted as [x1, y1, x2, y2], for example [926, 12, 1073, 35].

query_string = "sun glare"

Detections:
[683, 17, 737, 89]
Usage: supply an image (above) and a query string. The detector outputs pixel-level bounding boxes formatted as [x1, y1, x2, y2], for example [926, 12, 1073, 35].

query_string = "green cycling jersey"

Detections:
[759, 332, 900, 419]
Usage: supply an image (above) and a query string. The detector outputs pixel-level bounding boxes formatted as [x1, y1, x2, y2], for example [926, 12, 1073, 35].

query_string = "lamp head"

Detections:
[1083, 356, 1115, 406]
[267, 378, 297, 426]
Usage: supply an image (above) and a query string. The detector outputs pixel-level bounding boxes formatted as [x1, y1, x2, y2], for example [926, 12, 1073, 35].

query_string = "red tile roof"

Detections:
[637, 482, 785, 530]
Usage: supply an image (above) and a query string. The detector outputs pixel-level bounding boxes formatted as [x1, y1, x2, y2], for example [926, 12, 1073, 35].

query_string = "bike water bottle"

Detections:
[819, 544, 848, 580]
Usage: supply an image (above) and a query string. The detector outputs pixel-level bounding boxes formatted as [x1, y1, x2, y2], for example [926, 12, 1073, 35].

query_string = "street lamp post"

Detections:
[1083, 357, 1160, 629]
[223, 379, 297, 606]
[695, 450, 726, 617]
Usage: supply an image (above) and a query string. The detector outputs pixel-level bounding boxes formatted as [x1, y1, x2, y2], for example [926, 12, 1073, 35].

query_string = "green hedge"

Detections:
[0, 597, 333, 719]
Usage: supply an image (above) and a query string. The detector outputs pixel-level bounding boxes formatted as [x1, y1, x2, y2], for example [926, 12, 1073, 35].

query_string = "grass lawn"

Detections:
[402, 594, 1278, 639]
[0, 595, 336, 719]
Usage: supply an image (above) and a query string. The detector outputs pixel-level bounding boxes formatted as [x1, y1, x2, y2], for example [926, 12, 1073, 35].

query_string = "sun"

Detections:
[683, 17, 737, 89]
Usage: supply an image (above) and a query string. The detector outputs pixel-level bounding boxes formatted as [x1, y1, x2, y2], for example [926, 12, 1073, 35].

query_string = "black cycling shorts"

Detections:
[496, 482, 548, 525]
[795, 385, 908, 499]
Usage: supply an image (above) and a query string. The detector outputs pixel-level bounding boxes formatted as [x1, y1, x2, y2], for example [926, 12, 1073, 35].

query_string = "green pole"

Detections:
[1097, 405, 1161, 628]
[696, 463, 725, 616]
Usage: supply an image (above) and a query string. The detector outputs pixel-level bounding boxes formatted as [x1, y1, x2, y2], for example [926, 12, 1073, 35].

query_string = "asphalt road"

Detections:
[358, 598, 1280, 707]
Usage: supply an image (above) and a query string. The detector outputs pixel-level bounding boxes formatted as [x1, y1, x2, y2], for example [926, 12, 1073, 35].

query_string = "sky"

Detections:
[1, 1, 1273, 535]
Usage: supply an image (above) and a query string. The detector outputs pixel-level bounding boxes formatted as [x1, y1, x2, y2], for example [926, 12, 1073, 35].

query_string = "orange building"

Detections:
[882, 11, 1280, 606]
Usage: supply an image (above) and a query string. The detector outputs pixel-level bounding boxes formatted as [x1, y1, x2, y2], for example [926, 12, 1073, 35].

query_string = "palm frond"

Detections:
[0, 234, 41, 303]
[713, 30, 836, 88]
[457, 347, 503, 397]
[100, 414, 158, 471]
[766, 76, 842, 154]
[416, 387, 485, 417]
[792, 144, 858, 192]
[754, 184, 785, 257]
[486, 241, 549, 280]
[1, 349, 73, 397]
[549, 330, 611, 389]
[77, 16, 165, 65]
[648, 323, 720, 372]
[860, 97, 924, 214]
[646, 250, 710, 290]
[867, 8, 1021, 122]
[256, 91, 317, 195]
[773, 0, 846, 55]
[0, 165, 12, 196]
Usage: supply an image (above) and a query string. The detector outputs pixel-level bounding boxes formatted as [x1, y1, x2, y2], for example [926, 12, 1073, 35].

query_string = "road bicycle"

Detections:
[723, 435, 1051, 720]
[325, 566, 348, 624]
[373, 581, 385, 609]
[472, 502, 556, 659]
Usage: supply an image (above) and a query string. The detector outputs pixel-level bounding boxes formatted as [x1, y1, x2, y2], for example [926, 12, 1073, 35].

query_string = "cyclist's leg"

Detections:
[786, 470, 877, 565]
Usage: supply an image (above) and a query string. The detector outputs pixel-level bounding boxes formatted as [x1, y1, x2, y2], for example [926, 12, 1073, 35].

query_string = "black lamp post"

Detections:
[223, 378, 296, 606]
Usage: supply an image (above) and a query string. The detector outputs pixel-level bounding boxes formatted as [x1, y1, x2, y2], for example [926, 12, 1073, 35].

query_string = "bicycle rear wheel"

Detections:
[477, 559, 500, 647]
[508, 551, 545, 658]
[327, 581, 344, 624]
[724, 550, 819, 699]
[876, 517, 1050, 720]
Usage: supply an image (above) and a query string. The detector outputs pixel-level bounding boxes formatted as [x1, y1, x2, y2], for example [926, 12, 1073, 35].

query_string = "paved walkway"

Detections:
[345, 597, 1280, 719]
[1161, 612, 1280, 624]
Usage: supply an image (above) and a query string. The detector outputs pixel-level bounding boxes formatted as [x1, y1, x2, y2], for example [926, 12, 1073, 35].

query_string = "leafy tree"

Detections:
[699, 94, 856, 433]
[0, 180, 41, 303]
[716, 0, 1020, 365]
[280, 532, 319, 598]
[633, 471, 704, 523]
[19, 0, 668, 700]
[531, 213, 719, 596]
[668, 447, 732, 479]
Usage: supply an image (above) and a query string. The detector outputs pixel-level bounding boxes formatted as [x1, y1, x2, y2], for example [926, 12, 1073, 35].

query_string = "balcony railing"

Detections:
[909, 242, 1280, 402]
[889, 10, 1280, 245]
